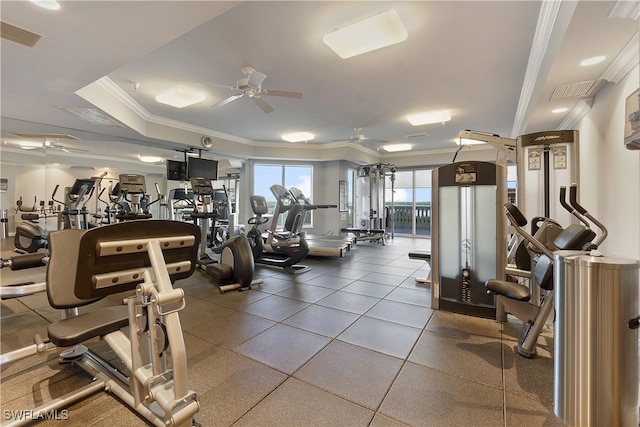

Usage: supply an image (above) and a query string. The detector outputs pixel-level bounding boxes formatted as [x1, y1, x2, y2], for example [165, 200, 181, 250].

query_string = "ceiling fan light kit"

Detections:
[322, 9, 408, 59]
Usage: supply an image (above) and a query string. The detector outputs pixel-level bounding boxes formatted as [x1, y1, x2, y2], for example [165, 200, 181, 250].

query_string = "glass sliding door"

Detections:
[384, 168, 432, 237]
[386, 170, 413, 234]
[415, 169, 432, 236]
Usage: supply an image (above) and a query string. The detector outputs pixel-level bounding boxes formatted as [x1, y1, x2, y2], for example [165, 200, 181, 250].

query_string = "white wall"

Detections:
[575, 64, 640, 259]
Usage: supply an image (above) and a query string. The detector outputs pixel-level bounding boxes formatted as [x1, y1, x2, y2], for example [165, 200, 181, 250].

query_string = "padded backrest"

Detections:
[554, 223, 596, 250]
[534, 253, 554, 290]
[74, 220, 199, 300]
[47, 228, 99, 309]
[46, 220, 199, 308]
[505, 203, 528, 227]
[284, 204, 304, 232]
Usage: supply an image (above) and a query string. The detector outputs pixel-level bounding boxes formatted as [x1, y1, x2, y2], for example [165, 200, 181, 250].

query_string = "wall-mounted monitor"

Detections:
[187, 157, 218, 180]
[167, 160, 187, 181]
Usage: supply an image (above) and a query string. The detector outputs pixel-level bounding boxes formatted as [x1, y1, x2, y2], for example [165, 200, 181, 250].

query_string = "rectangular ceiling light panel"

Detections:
[155, 86, 206, 108]
[407, 110, 451, 126]
[323, 9, 408, 59]
[382, 143, 412, 152]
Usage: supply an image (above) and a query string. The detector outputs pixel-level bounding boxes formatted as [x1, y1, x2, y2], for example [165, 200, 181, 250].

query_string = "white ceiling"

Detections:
[1, 1, 639, 166]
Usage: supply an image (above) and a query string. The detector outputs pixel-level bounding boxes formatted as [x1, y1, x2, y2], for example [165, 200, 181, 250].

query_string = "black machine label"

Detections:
[455, 164, 477, 184]
[438, 161, 498, 187]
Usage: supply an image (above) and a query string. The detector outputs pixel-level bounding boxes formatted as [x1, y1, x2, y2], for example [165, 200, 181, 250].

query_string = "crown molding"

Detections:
[601, 32, 640, 83]
[94, 76, 150, 120]
[609, 1, 640, 19]
[511, 0, 577, 137]
[558, 98, 593, 130]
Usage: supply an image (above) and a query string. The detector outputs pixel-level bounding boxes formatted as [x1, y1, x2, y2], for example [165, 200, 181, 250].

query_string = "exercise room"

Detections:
[1, 1, 639, 426]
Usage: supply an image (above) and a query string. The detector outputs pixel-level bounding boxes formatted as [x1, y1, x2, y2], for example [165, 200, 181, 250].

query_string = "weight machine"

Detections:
[342, 163, 396, 245]
[0, 220, 201, 426]
[431, 161, 507, 318]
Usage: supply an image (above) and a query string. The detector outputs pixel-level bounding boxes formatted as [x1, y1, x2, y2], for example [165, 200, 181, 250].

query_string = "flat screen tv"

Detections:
[187, 157, 218, 180]
[167, 160, 187, 181]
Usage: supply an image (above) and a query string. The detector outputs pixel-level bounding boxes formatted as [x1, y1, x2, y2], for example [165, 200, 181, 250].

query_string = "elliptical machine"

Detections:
[246, 184, 310, 275]
[14, 178, 95, 253]
[190, 177, 262, 293]
[13, 196, 49, 254]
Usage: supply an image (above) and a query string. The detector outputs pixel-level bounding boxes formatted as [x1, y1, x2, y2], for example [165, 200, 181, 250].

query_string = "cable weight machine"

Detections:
[431, 161, 507, 318]
[342, 163, 396, 245]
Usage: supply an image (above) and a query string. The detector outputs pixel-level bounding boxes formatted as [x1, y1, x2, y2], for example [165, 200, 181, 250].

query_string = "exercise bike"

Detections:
[245, 184, 310, 275]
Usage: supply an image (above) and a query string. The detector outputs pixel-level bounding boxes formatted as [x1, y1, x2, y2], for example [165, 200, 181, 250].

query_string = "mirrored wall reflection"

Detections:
[0, 117, 236, 235]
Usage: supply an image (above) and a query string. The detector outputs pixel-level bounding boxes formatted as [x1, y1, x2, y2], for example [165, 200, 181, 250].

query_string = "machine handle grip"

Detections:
[559, 186, 573, 213]
[629, 316, 640, 329]
[569, 184, 587, 215]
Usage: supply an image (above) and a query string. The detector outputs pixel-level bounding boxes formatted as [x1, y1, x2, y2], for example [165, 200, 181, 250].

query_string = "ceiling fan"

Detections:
[333, 128, 387, 145]
[210, 66, 303, 113]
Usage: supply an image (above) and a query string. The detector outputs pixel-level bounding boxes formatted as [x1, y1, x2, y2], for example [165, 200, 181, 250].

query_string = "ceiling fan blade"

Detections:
[248, 70, 267, 87]
[263, 89, 303, 99]
[213, 94, 243, 109]
[207, 82, 237, 91]
[253, 96, 274, 113]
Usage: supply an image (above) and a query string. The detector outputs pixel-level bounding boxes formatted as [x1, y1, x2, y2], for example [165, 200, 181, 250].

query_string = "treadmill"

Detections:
[268, 185, 349, 258]
[288, 187, 356, 251]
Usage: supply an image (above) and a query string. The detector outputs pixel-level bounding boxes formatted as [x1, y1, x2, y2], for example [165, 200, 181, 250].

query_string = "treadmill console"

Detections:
[190, 177, 213, 196]
[119, 174, 146, 194]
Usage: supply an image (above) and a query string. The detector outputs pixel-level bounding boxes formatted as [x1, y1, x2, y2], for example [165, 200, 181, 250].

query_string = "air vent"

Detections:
[9, 132, 78, 140]
[404, 133, 428, 139]
[550, 80, 604, 100]
[57, 107, 123, 126]
[1, 22, 42, 48]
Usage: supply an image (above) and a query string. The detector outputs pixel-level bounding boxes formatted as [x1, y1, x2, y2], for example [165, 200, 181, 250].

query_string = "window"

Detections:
[253, 164, 313, 226]
[383, 168, 432, 236]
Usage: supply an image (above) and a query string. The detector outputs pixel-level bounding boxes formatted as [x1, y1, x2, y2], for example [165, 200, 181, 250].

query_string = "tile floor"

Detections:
[0, 236, 560, 426]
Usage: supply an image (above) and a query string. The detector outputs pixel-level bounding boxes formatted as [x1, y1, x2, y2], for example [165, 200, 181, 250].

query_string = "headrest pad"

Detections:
[505, 203, 528, 227]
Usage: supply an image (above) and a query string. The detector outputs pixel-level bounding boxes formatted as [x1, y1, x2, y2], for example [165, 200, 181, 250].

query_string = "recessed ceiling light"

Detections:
[19, 141, 42, 150]
[139, 155, 163, 163]
[552, 107, 569, 113]
[155, 86, 206, 108]
[580, 55, 606, 67]
[281, 132, 315, 142]
[407, 110, 451, 126]
[381, 143, 412, 152]
[323, 9, 408, 59]
[30, 0, 61, 11]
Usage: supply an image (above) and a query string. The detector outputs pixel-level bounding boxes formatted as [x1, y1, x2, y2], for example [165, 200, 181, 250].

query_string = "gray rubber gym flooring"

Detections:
[0, 236, 559, 426]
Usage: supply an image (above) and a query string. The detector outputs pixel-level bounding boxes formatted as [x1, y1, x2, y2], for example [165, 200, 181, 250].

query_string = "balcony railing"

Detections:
[387, 203, 431, 235]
